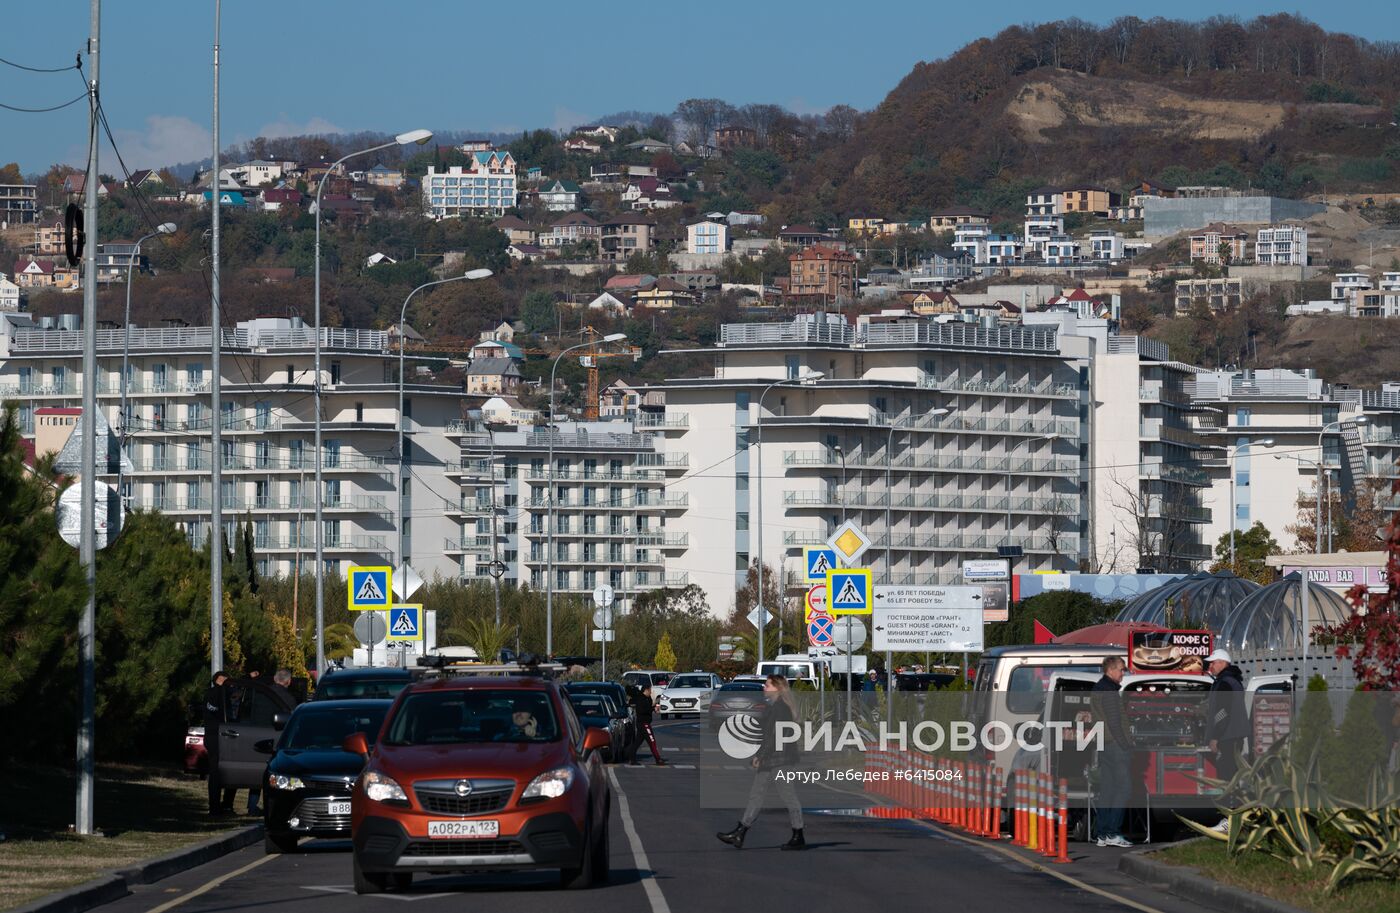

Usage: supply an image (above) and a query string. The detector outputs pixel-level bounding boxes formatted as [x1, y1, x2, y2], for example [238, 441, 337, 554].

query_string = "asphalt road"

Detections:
[92, 720, 1227, 913]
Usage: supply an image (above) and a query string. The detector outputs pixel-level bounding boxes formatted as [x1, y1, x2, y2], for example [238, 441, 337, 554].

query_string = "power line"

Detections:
[0, 92, 87, 113]
[0, 53, 81, 73]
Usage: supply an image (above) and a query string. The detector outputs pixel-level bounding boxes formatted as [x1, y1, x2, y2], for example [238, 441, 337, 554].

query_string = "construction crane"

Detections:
[578, 327, 641, 420]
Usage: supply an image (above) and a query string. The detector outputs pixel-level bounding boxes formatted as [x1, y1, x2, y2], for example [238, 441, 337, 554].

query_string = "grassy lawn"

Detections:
[0, 764, 256, 911]
[1155, 839, 1400, 913]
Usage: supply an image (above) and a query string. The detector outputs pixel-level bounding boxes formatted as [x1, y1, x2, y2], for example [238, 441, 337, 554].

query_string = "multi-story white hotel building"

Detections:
[446, 418, 689, 608]
[0, 314, 463, 581]
[1028, 312, 1215, 573]
[1187, 369, 1400, 552]
[656, 314, 1084, 617]
[1254, 223, 1308, 266]
[422, 151, 518, 218]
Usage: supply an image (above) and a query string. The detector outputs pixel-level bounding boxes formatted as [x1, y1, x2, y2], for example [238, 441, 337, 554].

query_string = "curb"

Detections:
[1118, 838, 1316, 913]
[8, 824, 262, 913]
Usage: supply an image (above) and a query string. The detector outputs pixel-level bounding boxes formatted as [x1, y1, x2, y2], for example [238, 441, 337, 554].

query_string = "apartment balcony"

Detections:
[1144, 502, 1213, 523]
[782, 450, 1078, 476]
[636, 452, 688, 470]
[1140, 462, 1211, 486]
[633, 412, 688, 430]
[783, 489, 1077, 516]
[0, 381, 77, 397]
[251, 534, 388, 553]
[916, 374, 1076, 399]
[8, 325, 388, 354]
[444, 535, 494, 554]
[779, 528, 1078, 555]
[447, 498, 494, 517]
[1139, 420, 1207, 447]
[522, 492, 688, 511]
[523, 468, 666, 483]
[869, 411, 1077, 438]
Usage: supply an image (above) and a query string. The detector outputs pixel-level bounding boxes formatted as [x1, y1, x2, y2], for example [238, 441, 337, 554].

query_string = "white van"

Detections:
[757, 654, 826, 689]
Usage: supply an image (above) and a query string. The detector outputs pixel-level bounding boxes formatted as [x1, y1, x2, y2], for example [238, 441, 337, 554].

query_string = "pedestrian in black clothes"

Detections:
[1205, 648, 1249, 833]
[1090, 655, 1134, 847]
[716, 675, 806, 851]
[203, 671, 236, 816]
[626, 684, 667, 766]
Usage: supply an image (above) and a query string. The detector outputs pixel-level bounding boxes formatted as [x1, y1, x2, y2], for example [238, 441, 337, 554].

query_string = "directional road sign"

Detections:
[807, 615, 835, 647]
[825, 568, 872, 615]
[392, 564, 423, 601]
[386, 605, 424, 641]
[872, 585, 984, 610]
[872, 605, 984, 653]
[831, 617, 867, 651]
[803, 546, 838, 582]
[349, 566, 392, 611]
[353, 611, 387, 645]
[825, 521, 872, 567]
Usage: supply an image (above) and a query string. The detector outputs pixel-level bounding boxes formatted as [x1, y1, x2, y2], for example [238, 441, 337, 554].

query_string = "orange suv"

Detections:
[345, 675, 611, 893]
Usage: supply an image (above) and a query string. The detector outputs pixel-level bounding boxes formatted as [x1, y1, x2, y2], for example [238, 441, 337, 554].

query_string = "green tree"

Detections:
[521, 290, 558, 335]
[653, 632, 678, 672]
[1209, 521, 1280, 584]
[984, 591, 1122, 649]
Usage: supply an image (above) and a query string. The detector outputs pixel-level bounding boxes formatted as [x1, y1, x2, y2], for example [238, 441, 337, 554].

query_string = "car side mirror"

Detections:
[342, 732, 369, 756]
[273, 713, 288, 731]
[253, 738, 275, 755]
[582, 726, 611, 755]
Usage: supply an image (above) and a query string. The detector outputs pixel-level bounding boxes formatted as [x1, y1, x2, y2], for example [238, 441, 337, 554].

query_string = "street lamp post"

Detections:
[118, 223, 176, 506]
[396, 269, 492, 577]
[313, 129, 432, 674]
[546, 333, 626, 657]
[753, 371, 823, 667]
[1228, 438, 1275, 568]
[1316, 417, 1366, 554]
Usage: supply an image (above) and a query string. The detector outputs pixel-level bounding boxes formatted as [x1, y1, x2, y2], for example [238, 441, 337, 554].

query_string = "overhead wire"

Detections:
[0, 53, 81, 74]
[0, 93, 87, 113]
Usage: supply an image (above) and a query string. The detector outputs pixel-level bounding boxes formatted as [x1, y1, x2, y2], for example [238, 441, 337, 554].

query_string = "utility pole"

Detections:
[76, 0, 101, 838]
[208, 0, 224, 674]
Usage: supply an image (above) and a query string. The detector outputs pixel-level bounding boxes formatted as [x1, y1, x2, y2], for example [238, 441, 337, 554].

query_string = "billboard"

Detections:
[1128, 629, 1212, 675]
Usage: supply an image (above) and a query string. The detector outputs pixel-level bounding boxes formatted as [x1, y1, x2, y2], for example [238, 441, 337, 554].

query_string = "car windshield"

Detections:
[759, 663, 809, 679]
[650, 673, 673, 687]
[569, 695, 615, 717]
[316, 677, 410, 700]
[282, 706, 388, 751]
[669, 675, 711, 689]
[383, 690, 559, 745]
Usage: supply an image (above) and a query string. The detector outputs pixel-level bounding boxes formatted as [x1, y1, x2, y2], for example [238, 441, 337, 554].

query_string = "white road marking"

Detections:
[607, 768, 672, 913]
[302, 885, 452, 902]
[142, 853, 276, 913]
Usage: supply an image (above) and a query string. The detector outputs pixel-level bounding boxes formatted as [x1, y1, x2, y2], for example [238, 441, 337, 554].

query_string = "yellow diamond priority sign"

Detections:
[825, 520, 872, 567]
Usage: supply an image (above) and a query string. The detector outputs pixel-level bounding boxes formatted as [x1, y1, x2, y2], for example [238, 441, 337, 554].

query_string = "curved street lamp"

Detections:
[313, 129, 433, 673]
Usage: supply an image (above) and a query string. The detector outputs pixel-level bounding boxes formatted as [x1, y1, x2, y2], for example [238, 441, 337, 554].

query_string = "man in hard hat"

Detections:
[1205, 648, 1248, 833]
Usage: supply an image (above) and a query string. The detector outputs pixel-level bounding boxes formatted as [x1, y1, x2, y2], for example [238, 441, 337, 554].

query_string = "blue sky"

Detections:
[2, 1, 1397, 174]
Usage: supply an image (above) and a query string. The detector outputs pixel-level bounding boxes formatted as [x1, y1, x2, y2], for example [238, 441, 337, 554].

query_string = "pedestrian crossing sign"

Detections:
[348, 565, 392, 611]
[386, 605, 423, 641]
[803, 546, 838, 583]
[825, 568, 872, 615]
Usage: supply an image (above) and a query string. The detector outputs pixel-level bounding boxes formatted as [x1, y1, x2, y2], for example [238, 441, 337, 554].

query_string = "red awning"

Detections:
[1052, 622, 1173, 650]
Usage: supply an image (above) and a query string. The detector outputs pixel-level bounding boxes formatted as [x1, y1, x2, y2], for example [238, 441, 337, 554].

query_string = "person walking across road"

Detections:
[626, 684, 668, 766]
[1205, 649, 1249, 833]
[716, 675, 806, 851]
[1090, 656, 1135, 848]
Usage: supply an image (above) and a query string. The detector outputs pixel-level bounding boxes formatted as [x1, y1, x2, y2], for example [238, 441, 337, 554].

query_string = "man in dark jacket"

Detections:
[1090, 656, 1134, 847]
[203, 670, 233, 816]
[1205, 649, 1249, 832]
[626, 685, 667, 766]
